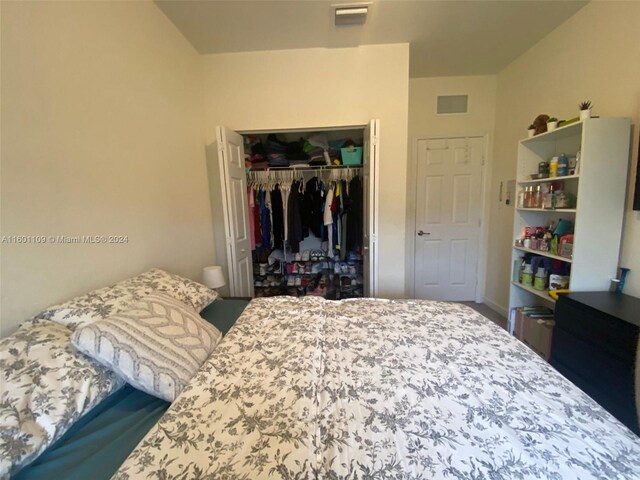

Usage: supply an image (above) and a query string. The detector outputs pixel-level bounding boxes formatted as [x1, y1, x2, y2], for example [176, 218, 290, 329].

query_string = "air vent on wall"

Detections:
[437, 95, 469, 115]
[334, 3, 369, 26]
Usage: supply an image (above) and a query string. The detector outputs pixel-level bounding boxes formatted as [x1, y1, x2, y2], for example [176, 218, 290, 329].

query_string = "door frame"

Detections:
[406, 133, 492, 303]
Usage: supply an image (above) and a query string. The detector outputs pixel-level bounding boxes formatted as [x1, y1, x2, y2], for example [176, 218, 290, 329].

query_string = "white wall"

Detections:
[486, 1, 640, 310]
[202, 44, 410, 299]
[0, 1, 214, 336]
[406, 75, 497, 297]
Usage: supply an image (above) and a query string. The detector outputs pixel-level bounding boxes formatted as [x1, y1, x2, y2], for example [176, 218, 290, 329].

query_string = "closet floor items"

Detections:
[251, 248, 363, 300]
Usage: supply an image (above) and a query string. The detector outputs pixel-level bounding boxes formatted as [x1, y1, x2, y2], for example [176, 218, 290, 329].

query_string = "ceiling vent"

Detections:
[334, 3, 369, 26]
[437, 95, 469, 115]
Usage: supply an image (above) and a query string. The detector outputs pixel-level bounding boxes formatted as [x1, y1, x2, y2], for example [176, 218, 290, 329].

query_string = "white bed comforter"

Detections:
[114, 297, 640, 479]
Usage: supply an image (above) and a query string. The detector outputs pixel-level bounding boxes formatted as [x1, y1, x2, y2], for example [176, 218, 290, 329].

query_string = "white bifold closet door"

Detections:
[217, 120, 379, 298]
[363, 119, 379, 298]
[216, 126, 254, 298]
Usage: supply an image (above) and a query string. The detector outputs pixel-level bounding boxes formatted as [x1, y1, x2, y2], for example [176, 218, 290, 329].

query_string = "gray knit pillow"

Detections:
[71, 293, 222, 402]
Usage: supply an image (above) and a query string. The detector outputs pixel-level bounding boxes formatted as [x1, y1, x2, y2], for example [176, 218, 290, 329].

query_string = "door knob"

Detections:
[240, 248, 246, 253]
[417, 230, 430, 236]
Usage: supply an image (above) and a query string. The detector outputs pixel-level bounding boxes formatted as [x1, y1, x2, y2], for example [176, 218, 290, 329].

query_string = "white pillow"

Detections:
[36, 268, 218, 330]
[70, 293, 222, 402]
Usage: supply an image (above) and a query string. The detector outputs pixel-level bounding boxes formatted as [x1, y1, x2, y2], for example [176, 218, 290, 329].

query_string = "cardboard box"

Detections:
[511, 307, 554, 360]
[522, 315, 554, 360]
[512, 306, 550, 337]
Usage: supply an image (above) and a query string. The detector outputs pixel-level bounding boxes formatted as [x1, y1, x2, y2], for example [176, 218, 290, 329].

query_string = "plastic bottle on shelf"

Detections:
[521, 263, 533, 286]
[534, 267, 547, 291]
[557, 153, 568, 177]
[549, 157, 558, 178]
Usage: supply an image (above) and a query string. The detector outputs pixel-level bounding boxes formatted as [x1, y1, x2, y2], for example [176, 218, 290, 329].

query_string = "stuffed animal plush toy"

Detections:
[532, 114, 550, 135]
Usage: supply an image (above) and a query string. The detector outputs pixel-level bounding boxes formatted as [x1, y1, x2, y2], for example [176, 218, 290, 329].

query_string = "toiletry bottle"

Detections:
[524, 186, 532, 208]
[534, 267, 547, 291]
[538, 162, 548, 175]
[522, 263, 533, 286]
[533, 185, 542, 208]
[544, 184, 554, 209]
[557, 153, 568, 177]
[549, 157, 558, 178]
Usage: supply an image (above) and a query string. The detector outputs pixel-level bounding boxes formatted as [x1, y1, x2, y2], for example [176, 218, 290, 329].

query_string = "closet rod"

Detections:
[249, 165, 363, 172]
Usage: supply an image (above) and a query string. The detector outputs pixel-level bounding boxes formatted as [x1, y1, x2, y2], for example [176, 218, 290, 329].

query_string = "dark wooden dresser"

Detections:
[551, 291, 640, 435]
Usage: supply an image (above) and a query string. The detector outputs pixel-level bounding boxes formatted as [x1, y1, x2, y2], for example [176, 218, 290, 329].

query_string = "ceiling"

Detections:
[155, 0, 587, 78]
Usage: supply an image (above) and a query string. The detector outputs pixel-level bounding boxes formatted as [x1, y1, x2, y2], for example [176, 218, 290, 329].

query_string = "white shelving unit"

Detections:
[508, 117, 631, 315]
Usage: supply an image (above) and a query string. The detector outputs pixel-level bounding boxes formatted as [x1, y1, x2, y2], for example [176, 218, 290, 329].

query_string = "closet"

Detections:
[217, 121, 379, 299]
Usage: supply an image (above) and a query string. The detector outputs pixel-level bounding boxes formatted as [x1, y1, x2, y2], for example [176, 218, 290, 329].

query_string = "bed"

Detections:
[11, 298, 250, 480]
[3, 273, 640, 479]
[112, 296, 640, 479]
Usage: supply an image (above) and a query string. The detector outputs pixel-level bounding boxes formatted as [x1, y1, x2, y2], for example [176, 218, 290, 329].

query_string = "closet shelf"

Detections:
[248, 164, 363, 172]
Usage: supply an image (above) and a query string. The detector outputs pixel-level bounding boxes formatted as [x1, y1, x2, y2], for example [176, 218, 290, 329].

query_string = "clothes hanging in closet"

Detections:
[259, 190, 271, 249]
[339, 180, 351, 260]
[271, 186, 284, 249]
[287, 180, 304, 253]
[347, 176, 363, 251]
[249, 172, 363, 258]
[324, 185, 335, 257]
[304, 177, 324, 239]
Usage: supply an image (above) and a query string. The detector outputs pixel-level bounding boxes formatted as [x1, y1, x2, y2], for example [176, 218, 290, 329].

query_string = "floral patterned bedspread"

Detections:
[115, 297, 640, 479]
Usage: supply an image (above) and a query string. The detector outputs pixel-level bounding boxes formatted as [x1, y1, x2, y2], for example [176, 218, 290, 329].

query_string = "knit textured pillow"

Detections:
[71, 293, 222, 402]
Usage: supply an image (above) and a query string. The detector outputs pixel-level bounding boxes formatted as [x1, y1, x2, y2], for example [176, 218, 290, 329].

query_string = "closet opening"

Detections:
[216, 121, 379, 300]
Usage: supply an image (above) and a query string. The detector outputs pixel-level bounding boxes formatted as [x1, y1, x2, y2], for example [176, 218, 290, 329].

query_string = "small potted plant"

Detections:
[547, 117, 558, 132]
[579, 100, 592, 121]
[527, 124, 536, 138]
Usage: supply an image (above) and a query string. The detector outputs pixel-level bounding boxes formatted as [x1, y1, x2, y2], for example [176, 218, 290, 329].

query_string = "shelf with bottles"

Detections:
[511, 257, 570, 304]
[513, 220, 574, 259]
[511, 281, 556, 303]
[510, 118, 632, 324]
[516, 176, 578, 211]
[513, 246, 572, 263]
[516, 207, 576, 213]
[518, 129, 582, 195]
[517, 174, 579, 185]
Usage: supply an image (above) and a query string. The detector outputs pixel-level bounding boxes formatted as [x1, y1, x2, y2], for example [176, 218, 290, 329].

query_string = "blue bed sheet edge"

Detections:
[14, 298, 249, 480]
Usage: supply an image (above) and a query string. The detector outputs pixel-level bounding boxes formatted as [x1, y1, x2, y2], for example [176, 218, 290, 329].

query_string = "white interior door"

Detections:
[217, 126, 253, 298]
[414, 136, 484, 301]
[362, 119, 380, 297]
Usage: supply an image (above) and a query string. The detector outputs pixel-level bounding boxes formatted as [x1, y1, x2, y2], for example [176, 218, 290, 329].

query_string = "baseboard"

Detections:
[483, 297, 509, 318]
